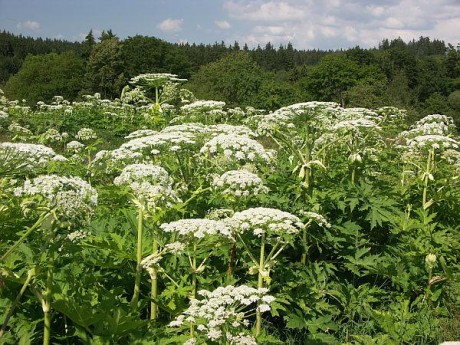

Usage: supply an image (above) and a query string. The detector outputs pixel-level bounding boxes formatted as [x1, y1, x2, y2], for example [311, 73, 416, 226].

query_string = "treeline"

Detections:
[1, 30, 460, 124]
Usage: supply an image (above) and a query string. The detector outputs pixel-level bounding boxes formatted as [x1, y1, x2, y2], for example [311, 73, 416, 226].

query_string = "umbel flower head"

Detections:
[169, 284, 274, 343]
[226, 207, 304, 238]
[0, 142, 67, 171]
[14, 175, 97, 225]
[200, 133, 273, 165]
[160, 218, 232, 240]
[76, 127, 97, 142]
[212, 169, 268, 198]
[114, 163, 180, 209]
[129, 73, 186, 88]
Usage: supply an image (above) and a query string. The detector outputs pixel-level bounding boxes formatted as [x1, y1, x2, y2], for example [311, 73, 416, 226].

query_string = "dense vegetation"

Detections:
[0, 71, 459, 344]
[1, 31, 460, 126]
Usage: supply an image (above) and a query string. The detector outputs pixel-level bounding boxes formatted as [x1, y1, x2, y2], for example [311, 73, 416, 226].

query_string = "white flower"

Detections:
[76, 128, 97, 141]
[301, 211, 331, 228]
[169, 284, 274, 341]
[226, 207, 304, 237]
[114, 164, 180, 208]
[212, 169, 268, 198]
[14, 175, 97, 224]
[124, 129, 158, 139]
[200, 133, 272, 165]
[66, 140, 85, 152]
[160, 218, 232, 239]
[0, 142, 64, 170]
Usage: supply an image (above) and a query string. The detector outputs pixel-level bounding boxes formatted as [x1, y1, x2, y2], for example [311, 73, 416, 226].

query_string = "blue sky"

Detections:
[1, 0, 459, 50]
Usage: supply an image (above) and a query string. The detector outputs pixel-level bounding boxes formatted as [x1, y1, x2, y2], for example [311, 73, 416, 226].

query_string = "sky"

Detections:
[0, 0, 459, 50]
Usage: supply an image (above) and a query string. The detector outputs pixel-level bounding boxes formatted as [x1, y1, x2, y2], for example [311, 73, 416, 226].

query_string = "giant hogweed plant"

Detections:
[1, 88, 460, 345]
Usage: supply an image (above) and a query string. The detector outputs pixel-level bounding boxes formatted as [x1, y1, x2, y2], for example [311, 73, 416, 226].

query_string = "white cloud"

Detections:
[224, 1, 306, 21]
[17, 20, 40, 31]
[222, 0, 460, 49]
[157, 18, 183, 33]
[215, 20, 231, 29]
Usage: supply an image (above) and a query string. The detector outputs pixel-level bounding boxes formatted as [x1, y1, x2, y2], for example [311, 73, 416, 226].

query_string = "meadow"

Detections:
[0, 74, 459, 344]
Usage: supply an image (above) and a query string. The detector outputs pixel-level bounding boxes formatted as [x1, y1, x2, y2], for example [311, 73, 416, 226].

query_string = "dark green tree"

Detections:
[84, 37, 125, 98]
[4, 51, 85, 104]
[186, 51, 266, 107]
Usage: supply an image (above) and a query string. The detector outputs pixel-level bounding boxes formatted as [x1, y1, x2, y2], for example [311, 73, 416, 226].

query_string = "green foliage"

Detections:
[4, 51, 85, 105]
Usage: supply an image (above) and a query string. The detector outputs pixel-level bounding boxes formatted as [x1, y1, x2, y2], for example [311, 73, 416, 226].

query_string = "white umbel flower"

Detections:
[212, 169, 268, 198]
[76, 127, 97, 141]
[200, 133, 272, 164]
[226, 207, 304, 237]
[169, 284, 274, 342]
[160, 218, 232, 239]
[14, 175, 97, 224]
[114, 164, 180, 208]
[0, 142, 66, 170]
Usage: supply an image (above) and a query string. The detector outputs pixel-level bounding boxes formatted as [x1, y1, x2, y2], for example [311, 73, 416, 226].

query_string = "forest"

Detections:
[1, 30, 460, 126]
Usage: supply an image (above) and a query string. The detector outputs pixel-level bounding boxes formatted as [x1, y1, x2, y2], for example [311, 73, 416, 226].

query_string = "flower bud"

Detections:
[425, 253, 437, 268]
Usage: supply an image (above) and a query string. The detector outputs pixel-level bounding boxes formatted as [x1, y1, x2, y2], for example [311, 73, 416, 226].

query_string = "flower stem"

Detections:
[255, 232, 266, 337]
[0, 268, 35, 339]
[150, 238, 159, 321]
[422, 149, 434, 209]
[43, 251, 55, 345]
[1, 212, 50, 262]
[131, 205, 144, 307]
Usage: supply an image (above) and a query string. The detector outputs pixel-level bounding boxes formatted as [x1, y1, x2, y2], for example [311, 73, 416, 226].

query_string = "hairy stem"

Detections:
[255, 233, 266, 337]
[150, 238, 159, 321]
[131, 205, 144, 307]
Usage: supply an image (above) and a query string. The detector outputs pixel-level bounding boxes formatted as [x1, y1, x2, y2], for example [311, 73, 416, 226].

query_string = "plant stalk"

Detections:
[150, 238, 159, 321]
[131, 205, 144, 307]
[255, 232, 266, 337]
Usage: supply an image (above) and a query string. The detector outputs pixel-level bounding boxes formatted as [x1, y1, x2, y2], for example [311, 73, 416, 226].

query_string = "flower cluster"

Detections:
[114, 163, 180, 209]
[226, 207, 304, 237]
[407, 135, 459, 151]
[14, 175, 97, 224]
[124, 129, 158, 139]
[141, 241, 186, 276]
[40, 128, 63, 144]
[200, 134, 272, 165]
[400, 114, 456, 138]
[169, 285, 274, 343]
[336, 108, 382, 123]
[76, 127, 97, 141]
[92, 148, 145, 174]
[180, 100, 226, 114]
[121, 131, 198, 156]
[8, 122, 33, 138]
[0, 142, 66, 170]
[300, 211, 332, 228]
[160, 218, 232, 239]
[66, 140, 85, 153]
[129, 73, 186, 88]
[206, 124, 256, 138]
[212, 169, 268, 198]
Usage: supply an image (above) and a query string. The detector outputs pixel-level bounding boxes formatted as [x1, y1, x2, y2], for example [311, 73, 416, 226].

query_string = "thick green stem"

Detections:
[1, 212, 50, 262]
[190, 241, 197, 338]
[351, 166, 356, 185]
[150, 239, 159, 321]
[304, 129, 311, 193]
[43, 253, 54, 345]
[301, 227, 308, 265]
[422, 149, 434, 209]
[131, 205, 144, 307]
[0, 268, 35, 339]
[255, 233, 266, 337]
